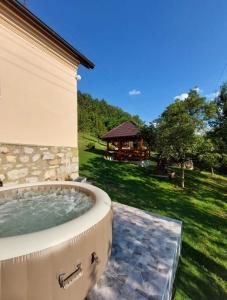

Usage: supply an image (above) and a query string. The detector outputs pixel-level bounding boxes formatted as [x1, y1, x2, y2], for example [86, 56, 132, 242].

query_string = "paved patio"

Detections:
[88, 202, 182, 300]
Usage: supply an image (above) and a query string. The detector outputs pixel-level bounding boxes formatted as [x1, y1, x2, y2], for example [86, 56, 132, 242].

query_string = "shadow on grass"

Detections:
[80, 155, 227, 299]
[175, 256, 227, 299]
[85, 148, 105, 156]
[182, 241, 227, 282]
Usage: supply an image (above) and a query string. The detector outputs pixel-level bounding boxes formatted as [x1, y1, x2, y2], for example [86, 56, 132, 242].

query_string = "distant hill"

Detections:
[78, 91, 144, 138]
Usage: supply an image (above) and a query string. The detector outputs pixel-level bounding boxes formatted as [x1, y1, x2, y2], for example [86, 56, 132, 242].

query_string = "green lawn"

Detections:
[79, 134, 227, 300]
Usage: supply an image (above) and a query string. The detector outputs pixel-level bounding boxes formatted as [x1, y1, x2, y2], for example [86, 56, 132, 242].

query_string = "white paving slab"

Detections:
[88, 202, 182, 300]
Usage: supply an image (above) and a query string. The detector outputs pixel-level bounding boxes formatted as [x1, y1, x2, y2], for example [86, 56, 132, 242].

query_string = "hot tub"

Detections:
[0, 181, 112, 300]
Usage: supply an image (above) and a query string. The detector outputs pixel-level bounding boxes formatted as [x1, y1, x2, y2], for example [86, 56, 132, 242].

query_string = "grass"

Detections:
[79, 133, 227, 300]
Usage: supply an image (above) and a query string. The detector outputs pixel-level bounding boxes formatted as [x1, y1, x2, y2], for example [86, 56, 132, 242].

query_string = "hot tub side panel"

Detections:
[0, 210, 112, 300]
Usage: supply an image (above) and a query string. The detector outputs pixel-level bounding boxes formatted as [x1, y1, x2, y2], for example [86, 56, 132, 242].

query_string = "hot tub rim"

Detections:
[0, 181, 112, 261]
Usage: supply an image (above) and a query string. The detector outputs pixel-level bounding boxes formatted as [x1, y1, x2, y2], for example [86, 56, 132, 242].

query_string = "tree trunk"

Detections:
[211, 166, 214, 176]
[181, 163, 185, 189]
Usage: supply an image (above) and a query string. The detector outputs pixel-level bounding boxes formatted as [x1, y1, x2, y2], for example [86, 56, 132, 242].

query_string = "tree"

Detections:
[140, 123, 156, 154]
[193, 136, 221, 175]
[155, 89, 213, 188]
[207, 83, 227, 174]
[210, 83, 227, 153]
[77, 91, 144, 137]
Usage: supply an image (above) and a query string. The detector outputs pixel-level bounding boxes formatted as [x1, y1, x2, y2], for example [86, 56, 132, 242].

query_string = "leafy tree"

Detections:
[155, 89, 214, 188]
[78, 91, 144, 137]
[193, 136, 221, 175]
[220, 154, 227, 173]
[140, 123, 157, 154]
[207, 83, 227, 173]
[210, 83, 227, 153]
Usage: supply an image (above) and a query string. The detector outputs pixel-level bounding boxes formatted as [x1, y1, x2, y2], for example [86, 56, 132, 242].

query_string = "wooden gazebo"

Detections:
[102, 121, 149, 161]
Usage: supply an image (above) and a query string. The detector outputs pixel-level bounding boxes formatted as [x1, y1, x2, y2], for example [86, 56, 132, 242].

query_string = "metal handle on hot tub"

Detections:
[91, 252, 99, 264]
[58, 263, 82, 289]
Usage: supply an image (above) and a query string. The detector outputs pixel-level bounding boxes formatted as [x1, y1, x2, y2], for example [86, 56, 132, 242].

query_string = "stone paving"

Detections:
[88, 202, 182, 300]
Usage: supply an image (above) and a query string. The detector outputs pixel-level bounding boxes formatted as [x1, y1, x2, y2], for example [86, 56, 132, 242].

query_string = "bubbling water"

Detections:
[0, 187, 93, 237]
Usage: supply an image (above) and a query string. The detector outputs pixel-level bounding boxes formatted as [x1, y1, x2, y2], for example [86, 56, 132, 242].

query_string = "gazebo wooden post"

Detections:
[139, 137, 143, 160]
[140, 137, 144, 149]
[105, 140, 110, 159]
[118, 139, 122, 160]
[119, 139, 122, 150]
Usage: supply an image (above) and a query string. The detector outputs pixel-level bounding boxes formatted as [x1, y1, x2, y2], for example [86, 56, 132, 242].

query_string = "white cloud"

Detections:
[193, 87, 201, 93]
[205, 91, 219, 100]
[174, 87, 202, 101]
[174, 93, 188, 101]
[129, 89, 141, 96]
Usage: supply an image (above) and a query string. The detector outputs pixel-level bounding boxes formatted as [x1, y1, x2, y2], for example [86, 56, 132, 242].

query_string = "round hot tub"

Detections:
[0, 181, 112, 300]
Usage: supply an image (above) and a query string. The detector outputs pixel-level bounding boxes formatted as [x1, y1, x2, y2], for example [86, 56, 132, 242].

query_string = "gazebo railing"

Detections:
[105, 149, 150, 161]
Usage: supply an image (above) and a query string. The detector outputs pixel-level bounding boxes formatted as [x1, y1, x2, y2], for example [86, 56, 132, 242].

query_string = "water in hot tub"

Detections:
[0, 188, 93, 237]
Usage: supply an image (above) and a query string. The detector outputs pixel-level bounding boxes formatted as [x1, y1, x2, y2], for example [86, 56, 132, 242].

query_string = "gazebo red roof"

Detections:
[102, 121, 140, 140]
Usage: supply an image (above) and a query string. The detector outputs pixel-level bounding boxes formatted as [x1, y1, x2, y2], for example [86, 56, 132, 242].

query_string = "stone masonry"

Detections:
[0, 143, 79, 185]
[88, 202, 182, 300]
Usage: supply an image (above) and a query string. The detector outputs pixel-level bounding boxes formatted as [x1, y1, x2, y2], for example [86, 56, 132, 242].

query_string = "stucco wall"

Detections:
[0, 17, 78, 148]
[0, 8, 80, 184]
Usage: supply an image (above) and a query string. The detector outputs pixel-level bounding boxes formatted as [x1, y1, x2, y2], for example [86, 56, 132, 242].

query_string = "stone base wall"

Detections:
[0, 143, 79, 185]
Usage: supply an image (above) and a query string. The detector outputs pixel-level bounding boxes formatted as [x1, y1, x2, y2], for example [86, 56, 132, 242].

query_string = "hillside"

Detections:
[79, 134, 227, 300]
[78, 91, 144, 138]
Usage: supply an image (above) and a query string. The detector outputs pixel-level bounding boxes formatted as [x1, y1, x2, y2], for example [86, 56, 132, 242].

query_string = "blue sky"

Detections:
[28, 0, 227, 122]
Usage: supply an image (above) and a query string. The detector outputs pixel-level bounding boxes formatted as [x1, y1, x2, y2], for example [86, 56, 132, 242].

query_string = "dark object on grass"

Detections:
[156, 155, 168, 174]
[0, 180, 3, 187]
[169, 172, 176, 179]
[87, 142, 96, 150]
